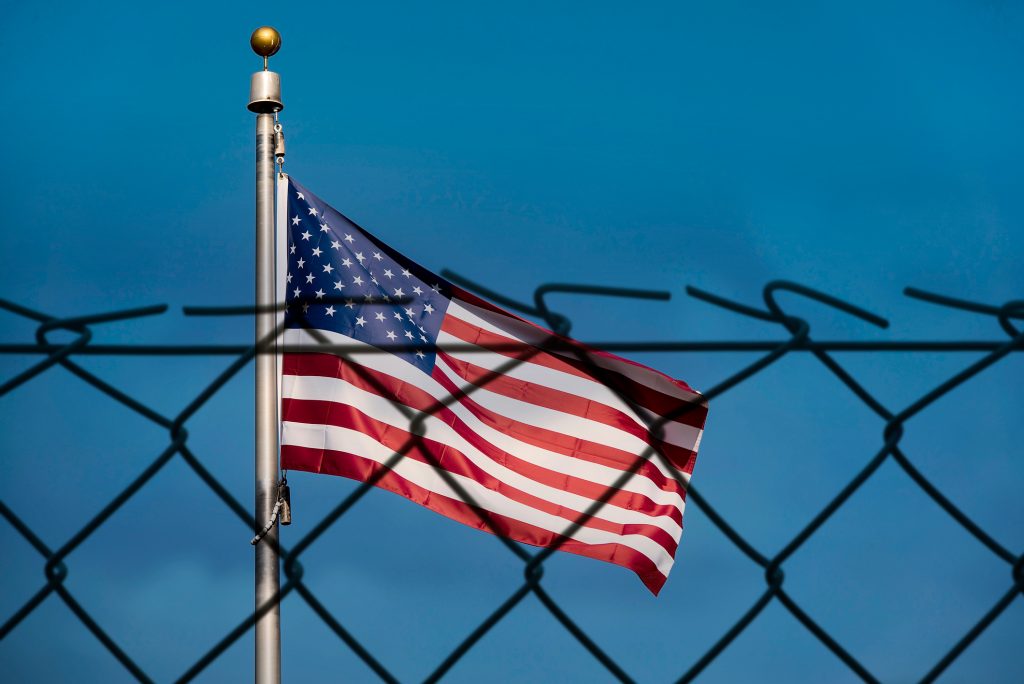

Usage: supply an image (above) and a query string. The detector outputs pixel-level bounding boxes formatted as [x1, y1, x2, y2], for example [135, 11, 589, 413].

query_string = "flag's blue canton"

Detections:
[284, 178, 452, 374]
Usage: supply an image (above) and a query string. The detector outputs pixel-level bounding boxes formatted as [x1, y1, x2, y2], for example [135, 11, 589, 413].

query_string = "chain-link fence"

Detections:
[1, 279, 1022, 683]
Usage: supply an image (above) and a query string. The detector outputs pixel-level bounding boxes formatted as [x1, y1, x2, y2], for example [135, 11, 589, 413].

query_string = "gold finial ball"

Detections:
[250, 26, 281, 59]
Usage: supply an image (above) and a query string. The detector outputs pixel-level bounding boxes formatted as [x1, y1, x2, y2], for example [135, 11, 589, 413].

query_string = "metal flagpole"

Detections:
[248, 26, 284, 684]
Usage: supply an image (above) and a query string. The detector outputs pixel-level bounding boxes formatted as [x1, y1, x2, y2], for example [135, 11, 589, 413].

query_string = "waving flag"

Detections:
[278, 176, 707, 594]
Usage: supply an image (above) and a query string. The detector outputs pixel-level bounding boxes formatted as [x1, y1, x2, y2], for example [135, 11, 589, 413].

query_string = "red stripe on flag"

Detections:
[283, 352, 690, 497]
[429, 364, 687, 486]
[281, 442, 670, 594]
[441, 311, 708, 433]
[282, 396, 683, 552]
[437, 350, 698, 472]
[450, 288, 704, 400]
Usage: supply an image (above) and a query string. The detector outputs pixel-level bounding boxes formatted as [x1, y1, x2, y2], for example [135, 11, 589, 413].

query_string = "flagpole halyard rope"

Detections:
[252, 477, 292, 546]
[251, 500, 282, 546]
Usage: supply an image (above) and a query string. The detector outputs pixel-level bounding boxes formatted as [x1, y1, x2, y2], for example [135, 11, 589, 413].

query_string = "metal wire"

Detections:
[0, 281, 1022, 683]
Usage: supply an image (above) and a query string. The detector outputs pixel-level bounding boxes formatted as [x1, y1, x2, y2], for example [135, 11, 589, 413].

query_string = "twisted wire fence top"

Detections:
[1, 281, 1022, 683]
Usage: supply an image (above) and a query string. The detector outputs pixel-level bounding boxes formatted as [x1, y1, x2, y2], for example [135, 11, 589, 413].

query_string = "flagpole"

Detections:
[248, 26, 283, 684]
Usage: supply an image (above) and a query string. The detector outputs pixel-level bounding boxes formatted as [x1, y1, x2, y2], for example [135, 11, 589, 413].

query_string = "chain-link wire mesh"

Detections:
[1, 279, 1022, 683]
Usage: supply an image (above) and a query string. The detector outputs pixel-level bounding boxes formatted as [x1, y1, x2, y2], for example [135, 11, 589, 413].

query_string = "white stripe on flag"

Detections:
[282, 372, 684, 540]
[281, 328, 687, 508]
[432, 354, 686, 481]
[448, 298, 704, 405]
[282, 420, 677, 578]
[436, 329, 702, 455]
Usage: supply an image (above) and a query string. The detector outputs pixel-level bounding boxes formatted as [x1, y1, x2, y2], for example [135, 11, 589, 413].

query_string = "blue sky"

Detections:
[1, 1, 1022, 682]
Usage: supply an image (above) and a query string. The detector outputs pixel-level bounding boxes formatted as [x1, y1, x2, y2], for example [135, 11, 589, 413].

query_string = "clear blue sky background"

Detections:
[1, 1, 1022, 682]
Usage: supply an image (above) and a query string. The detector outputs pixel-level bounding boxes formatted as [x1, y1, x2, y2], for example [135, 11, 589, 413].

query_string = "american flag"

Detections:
[278, 176, 708, 594]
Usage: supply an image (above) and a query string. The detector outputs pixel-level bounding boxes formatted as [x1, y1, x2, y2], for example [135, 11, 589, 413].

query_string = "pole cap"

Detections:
[250, 27, 282, 60]
[249, 71, 283, 113]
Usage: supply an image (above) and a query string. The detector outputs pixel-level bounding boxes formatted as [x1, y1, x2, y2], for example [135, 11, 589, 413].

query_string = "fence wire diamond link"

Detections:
[1, 279, 1022, 683]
